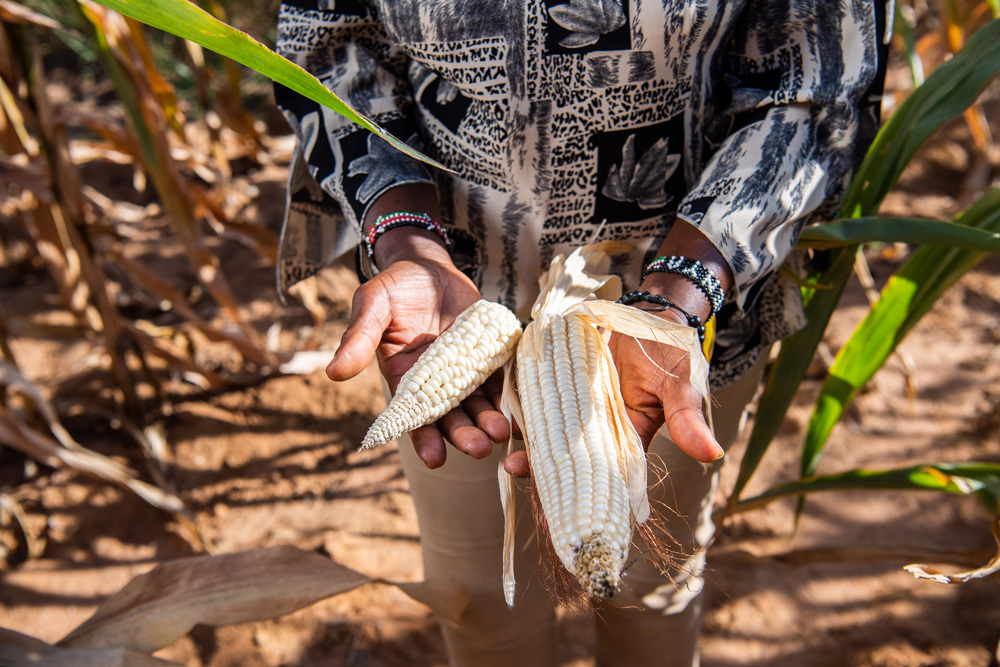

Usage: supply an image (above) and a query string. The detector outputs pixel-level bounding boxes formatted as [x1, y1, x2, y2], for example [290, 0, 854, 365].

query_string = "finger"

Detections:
[622, 404, 661, 451]
[462, 390, 510, 443]
[410, 425, 448, 469]
[503, 450, 530, 477]
[327, 287, 392, 382]
[437, 407, 493, 459]
[665, 406, 724, 462]
[480, 370, 505, 410]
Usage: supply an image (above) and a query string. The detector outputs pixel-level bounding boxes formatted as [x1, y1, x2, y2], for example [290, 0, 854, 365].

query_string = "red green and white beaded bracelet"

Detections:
[364, 211, 452, 263]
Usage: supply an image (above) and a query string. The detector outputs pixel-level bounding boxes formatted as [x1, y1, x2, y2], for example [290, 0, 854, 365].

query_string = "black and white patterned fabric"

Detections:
[274, 0, 888, 389]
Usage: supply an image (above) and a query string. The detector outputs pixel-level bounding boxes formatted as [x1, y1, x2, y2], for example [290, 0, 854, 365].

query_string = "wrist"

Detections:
[372, 224, 453, 269]
[361, 182, 446, 269]
[643, 219, 735, 322]
[639, 272, 714, 323]
[618, 290, 707, 342]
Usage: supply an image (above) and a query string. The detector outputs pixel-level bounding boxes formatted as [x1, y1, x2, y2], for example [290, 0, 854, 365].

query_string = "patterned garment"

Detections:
[274, 0, 888, 389]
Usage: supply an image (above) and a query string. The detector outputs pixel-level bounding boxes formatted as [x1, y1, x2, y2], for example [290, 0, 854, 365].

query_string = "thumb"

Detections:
[664, 407, 724, 463]
[327, 289, 391, 382]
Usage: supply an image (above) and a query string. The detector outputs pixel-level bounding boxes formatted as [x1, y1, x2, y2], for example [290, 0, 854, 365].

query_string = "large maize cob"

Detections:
[361, 299, 522, 450]
[516, 311, 636, 597]
[499, 243, 709, 605]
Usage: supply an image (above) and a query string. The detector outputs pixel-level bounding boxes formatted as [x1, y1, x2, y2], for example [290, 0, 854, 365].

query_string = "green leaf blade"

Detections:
[797, 216, 1000, 252]
[89, 0, 449, 171]
[799, 189, 1000, 479]
[733, 463, 1000, 515]
[841, 17, 1000, 218]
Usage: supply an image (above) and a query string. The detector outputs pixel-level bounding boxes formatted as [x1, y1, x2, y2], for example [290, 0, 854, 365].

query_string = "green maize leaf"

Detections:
[800, 189, 1000, 480]
[728, 248, 856, 506]
[892, 0, 923, 87]
[88, 0, 448, 171]
[732, 462, 1000, 515]
[727, 19, 1000, 509]
[841, 17, 1000, 218]
[797, 213, 1000, 252]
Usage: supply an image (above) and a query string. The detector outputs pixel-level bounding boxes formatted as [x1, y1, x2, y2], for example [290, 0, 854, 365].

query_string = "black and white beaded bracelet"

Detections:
[617, 291, 706, 343]
[640, 255, 725, 320]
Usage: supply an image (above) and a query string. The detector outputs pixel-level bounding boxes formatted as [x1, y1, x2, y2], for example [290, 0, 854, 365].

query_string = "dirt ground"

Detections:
[2, 85, 1000, 665]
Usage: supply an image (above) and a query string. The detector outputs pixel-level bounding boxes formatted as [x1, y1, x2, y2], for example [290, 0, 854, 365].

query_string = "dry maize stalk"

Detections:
[361, 299, 522, 449]
[500, 243, 710, 605]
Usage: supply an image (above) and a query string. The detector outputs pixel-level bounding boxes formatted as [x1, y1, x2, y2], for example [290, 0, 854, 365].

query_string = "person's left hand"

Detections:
[605, 310, 722, 461]
[501, 309, 721, 477]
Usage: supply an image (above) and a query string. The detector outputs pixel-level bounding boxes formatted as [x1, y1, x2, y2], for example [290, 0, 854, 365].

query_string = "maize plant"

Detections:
[726, 16, 1000, 582]
[0, 0, 290, 538]
[893, 0, 998, 154]
[1, 0, 283, 405]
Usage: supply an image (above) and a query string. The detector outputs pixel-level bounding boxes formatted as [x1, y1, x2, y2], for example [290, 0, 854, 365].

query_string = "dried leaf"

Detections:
[0, 408, 186, 515]
[904, 515, 1000, 583]
[0, 158, 51, 199]
[0, 1, 62, 31]
[59, 545, 373, 652]
[120, 321, 227, 390]
[0, 360, 82, 452]
[0, 628, 181, 667]
[0, 493, 45, 560]
[110, 250, 280, 368]
[190, 181, 279, 265]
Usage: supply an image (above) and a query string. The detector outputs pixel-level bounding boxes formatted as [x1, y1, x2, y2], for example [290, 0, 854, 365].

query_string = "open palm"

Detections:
[607, 313, 722, 464]
[328, 257, 510, 467]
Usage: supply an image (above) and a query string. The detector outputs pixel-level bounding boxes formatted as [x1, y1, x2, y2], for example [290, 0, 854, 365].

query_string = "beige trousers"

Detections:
[394, 359, 763, 667]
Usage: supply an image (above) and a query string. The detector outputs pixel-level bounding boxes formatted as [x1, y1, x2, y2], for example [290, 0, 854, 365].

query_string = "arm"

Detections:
[680, 0, 884, 311]
[274, 1, 436, 282]
[327, 183, 511, 469]
[622, 0, 883, 455]
[276, 5, 506, 466]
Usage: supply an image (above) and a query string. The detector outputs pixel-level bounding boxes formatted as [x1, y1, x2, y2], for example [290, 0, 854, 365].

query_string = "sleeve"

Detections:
[676, 0, 887, 312]
[273, 0, 435, 295]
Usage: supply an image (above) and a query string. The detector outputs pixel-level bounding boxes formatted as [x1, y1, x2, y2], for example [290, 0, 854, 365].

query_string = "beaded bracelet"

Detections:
[640, 255, 725, 320]
[617, 290, 706, 343]
[364, 211, 452, 262]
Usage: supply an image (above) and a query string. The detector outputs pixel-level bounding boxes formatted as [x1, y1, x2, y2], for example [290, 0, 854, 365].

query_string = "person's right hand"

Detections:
[326, 232, 510, 468]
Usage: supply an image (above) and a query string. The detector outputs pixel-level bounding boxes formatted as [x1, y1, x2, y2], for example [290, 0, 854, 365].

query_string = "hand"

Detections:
[607, 310, 723, 462]
[327, 238, 510, 468]
[503, 218, 732, 477]
[611, 219, 730, 462]
[501, 309, 721, 478]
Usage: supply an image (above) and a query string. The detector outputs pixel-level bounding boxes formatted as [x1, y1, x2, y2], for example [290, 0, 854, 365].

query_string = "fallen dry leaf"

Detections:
[0, 627, 182, 667]
[59, 545, 467, 653]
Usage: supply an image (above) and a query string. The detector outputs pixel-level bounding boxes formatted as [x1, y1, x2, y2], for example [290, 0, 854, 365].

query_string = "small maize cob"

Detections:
[361, 299, 522, 450]
[516, 311, 637, 598]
